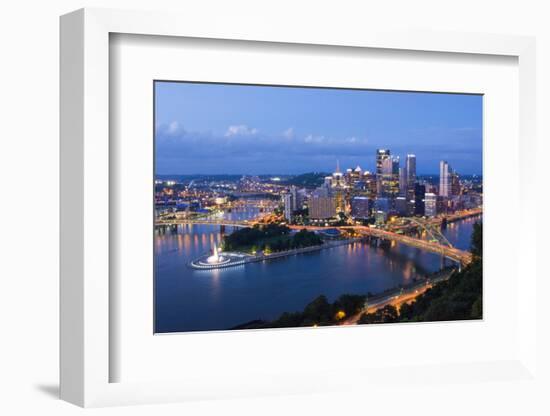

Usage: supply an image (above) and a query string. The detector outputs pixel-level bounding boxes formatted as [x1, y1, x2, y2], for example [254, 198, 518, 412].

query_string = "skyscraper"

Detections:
[376, 150, 399, 198]
[395, 196, 408, 216]
[376, 149, 391, 175]
[379, 157, 391, 175]
[289, 185, 298, 211]
[414, 183, 426, 216]
[283, 193, 293, 222]
[399, 167, 407, 196]
[376, 149, 391, 196]
[363, 171, 377, 198]
[392, 157, 400, 175]
[351, 196, 372, 219]
[406, 154, 416, 186]
[450, 171, 461, 196]
[425, 193, 437, 217]
[439, 160, 450, 197]
[332, 160, 344, 188]
[309, 193, 336, 219]
[347, 165, 362, 187]
[328, 160, 346, 213]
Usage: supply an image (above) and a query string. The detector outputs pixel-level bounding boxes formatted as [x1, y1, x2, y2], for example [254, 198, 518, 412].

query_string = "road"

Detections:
[288, 223, 473, 265]
[342, 268, 456, 325]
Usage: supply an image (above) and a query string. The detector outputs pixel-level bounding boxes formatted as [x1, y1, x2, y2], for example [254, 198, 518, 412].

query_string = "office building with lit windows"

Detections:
[424, 192, 437, 217]
[439, 160, 451, 197]
[351, 196, 372, 219]
[309, 194, 337, 219]
[283, 193, 293, 222]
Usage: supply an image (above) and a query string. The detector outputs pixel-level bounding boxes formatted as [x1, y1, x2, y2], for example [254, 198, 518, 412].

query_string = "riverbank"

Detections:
[229, 267, 458, 330]
[189, 238, 360, 270]
[156, 214, 479, 333]
[343, 267, 457, 325]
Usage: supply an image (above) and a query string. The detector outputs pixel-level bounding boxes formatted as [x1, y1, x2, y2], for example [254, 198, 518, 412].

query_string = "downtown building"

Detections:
[399, 167, 407, 196]
[377, 151, 400, 199]
[376, 149, 391, 176]
[439, 160, 451, 197]
[309, 194, 337, 219]
[424, 192, 437, 217]
[405, 154, 416, 199]
[414, 183, 426, 216]
[350, 196, 372, 219]
[361, 170, 377, 197]
[395, 196, 409, 216]
[283, 185, 306, 222]
[439, 160, 462, 215]
[283, 193, 293, 222]
[406, 154, 416, 186]
[322, 160, 347, 214]
[308, 184, 337, 220]
[396, 154, 416, 199]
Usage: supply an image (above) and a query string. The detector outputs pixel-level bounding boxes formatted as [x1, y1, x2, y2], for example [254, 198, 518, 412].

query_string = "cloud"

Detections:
[156, 122, 480, 174]
[168, 121, 180, 134]
[157, 124, 373, 160]
[282, 127, 294, 139]
[304, 134, 325, 143]
[224, 124, 259, 137]
[156, 121, 187, 138]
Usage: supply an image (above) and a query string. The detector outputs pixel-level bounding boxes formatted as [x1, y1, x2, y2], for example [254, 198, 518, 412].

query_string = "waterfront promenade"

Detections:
[189, 238, 359, 270]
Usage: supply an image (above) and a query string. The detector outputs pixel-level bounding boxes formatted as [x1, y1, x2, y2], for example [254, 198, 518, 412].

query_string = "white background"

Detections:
[1, 1, 548, 415]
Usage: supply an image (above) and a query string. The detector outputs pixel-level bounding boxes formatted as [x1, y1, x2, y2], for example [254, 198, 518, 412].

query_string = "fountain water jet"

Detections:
[206, 243, 226, 264]
[190, 243, 254, 270]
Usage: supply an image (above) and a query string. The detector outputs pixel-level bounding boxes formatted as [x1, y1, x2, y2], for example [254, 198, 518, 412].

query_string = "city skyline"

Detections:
[154, 81, 483, 332]
[155, 82, 483, 176]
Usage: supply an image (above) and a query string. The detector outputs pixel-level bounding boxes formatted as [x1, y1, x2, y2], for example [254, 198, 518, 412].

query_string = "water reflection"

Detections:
[155, 206, 480, 333]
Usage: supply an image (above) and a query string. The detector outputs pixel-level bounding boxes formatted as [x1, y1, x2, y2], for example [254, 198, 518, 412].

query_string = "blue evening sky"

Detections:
[155, 81, 482, 175]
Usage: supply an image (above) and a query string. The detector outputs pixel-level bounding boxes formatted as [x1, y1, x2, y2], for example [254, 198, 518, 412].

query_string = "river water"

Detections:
[154, 206, 479, 333]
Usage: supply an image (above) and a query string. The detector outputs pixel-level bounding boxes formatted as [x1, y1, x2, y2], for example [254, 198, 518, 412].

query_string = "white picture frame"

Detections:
[60, 7, 538, 408]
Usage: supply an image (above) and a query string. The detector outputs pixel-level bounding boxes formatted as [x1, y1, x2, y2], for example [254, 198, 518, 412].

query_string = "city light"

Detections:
[155, 150, 481, 330]
[153, 81, 483, 334]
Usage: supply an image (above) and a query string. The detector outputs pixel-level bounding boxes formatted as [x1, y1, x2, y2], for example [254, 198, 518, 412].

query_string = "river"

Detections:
[154, 205, 480, 333]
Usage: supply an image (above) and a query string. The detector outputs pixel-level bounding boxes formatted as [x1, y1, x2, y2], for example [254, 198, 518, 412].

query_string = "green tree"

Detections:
[471, 296, 482, 319]
[333, 294, 366, 316]
[303, 295, 332, 324]
[358, 305, 398, 324]
[471, 221, 482, 257]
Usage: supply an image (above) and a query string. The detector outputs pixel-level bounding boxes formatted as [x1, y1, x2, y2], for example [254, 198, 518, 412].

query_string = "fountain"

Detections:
[189, 242, 254, 270]
[206, 243, 226, 264]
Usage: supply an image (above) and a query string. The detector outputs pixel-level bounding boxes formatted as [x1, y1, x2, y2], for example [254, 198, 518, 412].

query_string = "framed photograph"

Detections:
[60, 8, 539, 408]
[153, 81, 483, 334]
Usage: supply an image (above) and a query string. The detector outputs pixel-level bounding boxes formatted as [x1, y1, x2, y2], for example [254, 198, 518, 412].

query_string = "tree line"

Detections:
[233, 221, 483, 329]
[358, 221, 483, 324]
[223, 224, 323, 253]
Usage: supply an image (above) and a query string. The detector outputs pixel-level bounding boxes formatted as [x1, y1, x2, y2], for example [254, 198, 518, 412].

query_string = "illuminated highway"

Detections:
[342, 268, 455, 325]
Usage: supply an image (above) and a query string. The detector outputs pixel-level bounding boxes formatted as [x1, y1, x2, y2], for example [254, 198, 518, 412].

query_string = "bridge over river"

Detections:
[156, 218, 253, 228]
[156, 210, 480, 267]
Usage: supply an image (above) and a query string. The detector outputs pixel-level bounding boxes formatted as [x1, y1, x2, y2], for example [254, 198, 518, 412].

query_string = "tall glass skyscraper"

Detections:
[406, 154, 416, 186]
[376, 149, 391, 175]
[439, 160, 450, 197]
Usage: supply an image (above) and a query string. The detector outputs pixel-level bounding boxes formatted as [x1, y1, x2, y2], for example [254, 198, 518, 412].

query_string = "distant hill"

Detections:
[156, 174, 242, 182]
[281, 172, 328, 188]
